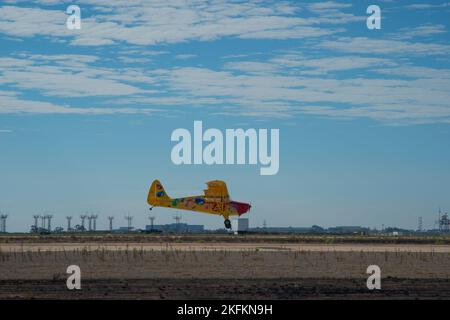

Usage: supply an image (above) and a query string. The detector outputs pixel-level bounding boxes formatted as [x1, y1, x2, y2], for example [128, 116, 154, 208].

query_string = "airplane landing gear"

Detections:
[224, 219, 232, 229]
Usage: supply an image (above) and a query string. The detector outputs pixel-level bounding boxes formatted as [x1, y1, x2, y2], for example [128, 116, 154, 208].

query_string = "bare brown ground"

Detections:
[1, 278, 449, 300]
[1, 233, 450, 245]
[2, 242, 450, 252]
[1, 242, 449, 299]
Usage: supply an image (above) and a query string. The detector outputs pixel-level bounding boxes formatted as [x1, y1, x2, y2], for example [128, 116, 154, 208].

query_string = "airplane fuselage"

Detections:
[153, 196, 250, 218]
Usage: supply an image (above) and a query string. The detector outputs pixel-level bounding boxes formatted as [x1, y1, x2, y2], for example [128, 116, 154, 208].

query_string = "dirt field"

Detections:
[1, 233, 450, 245]
[1, 278, 449, 300]
[1, 241, 449, 299]
[2, 242, 450, 252]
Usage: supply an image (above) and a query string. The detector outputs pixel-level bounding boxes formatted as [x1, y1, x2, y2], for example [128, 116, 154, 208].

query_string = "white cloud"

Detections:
[140, 64, 450, 123]
[1, 56, 449, 123]
[117, 56, 152, 64]
[0, 6, 68, 37]
[405, 2, 450, 10]
[0, 90, 158, 114]
[0, 1, 355, 46]
[305, 1, 363, 25]
[0, 1, 449, 125]
[374, 66, 450, 79]
[393, 24, 447, 40]
[2, 49, 450, 123]
[307, 1, 352, 11]
[319, 37, 450, 56]
[174, 54, 197, 60]
[0, 55, 157, 97]
[225, 55, 395, 75]
[272, 55, 395, 74]
[224, 61, 279, 74]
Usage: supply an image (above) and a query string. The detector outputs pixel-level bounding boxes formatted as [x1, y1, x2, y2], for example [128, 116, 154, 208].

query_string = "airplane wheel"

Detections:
[224, 219, 231, 229]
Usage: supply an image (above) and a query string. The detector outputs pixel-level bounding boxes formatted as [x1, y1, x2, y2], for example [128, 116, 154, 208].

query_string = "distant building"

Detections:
[146, 223, 204, 233]
[232, 218, 249, 232]
[249, 226, 317, 233]
[328, 226, 369, 234]
[383, 227, 410, 236]
[112, 226, 135, 233]
[248, 225, 372, 234]
[249, 224, 324, 233]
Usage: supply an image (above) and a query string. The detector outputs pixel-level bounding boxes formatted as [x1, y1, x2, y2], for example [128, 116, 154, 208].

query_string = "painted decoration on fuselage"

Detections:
[195, 198, 205, 205]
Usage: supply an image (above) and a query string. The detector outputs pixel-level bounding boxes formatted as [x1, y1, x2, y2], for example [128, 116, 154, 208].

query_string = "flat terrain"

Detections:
[0, 237, 449, 299]
[2, 242, 450, 252]
[1, 233, 450, 244]
[1, 278, 449, 300]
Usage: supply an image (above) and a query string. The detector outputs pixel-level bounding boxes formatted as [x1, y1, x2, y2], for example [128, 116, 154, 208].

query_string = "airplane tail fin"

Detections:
[147, 179, 171, 205]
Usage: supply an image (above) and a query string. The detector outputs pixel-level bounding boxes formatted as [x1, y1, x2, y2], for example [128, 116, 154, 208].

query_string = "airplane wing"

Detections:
[203, 180, 230, 201]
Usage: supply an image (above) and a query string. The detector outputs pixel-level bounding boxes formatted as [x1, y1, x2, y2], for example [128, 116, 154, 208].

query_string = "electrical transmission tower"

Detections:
[80, 214, 87, 231]
[91, 214, 98, 231]
[125, 215, 133, 232]
[66, 216, 72, 231]
[0, 214, 8, 233]
[40, 215, 46, 230]
[439, 212, 450, 232]
[107, 216, 114, 232]
[33, 215, 40, 232]
[173, 214, 182, 232]
[87, 215, 93, 231]
[46, 214, 53, 232]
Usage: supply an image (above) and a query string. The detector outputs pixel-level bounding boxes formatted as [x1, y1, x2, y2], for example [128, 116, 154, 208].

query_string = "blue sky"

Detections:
[1, 0, 450, 232]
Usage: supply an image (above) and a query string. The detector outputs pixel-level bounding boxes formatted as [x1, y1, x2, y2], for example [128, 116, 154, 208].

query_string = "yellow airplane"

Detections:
[147, 179, 251, 229]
